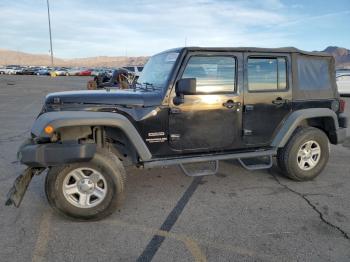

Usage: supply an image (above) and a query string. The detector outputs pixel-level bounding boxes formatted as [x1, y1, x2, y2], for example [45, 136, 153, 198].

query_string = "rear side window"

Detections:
[182, 56, 236, 93]
[297, 56, 331, 90]
[248, 57, 287, 91]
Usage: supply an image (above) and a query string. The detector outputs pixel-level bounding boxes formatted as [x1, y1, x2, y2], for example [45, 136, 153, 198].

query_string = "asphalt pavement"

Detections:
[0, 75, 350, 262]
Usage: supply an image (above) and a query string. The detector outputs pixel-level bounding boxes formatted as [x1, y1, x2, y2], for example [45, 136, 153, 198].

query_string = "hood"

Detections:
[45, 89, 163, 107]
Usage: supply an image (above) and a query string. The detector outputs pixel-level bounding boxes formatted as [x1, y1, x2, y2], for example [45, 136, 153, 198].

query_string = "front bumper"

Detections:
[6, 140, 97, 207]
[18, 140, 96, 167]
[5, 168, 42, 207]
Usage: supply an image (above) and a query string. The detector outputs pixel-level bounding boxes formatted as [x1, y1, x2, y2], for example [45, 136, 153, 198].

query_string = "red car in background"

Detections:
[78, 69, 92, 76]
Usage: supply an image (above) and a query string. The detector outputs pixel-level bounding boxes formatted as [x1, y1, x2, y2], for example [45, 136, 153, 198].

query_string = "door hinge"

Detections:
[243, 129, 253, 136]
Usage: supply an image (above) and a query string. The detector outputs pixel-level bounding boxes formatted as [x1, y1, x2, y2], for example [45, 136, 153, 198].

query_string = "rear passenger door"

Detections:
[243, 53, 292, 146]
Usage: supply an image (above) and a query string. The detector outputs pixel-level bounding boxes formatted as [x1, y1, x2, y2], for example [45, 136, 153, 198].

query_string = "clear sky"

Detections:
[0, 0, 349, 58]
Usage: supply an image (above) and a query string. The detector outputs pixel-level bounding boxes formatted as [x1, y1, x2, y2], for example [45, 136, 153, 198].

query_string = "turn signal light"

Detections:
[44, 125, 54, 135]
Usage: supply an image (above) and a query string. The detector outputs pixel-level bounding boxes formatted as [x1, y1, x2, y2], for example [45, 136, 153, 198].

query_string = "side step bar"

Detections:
[180, 160, 219, 177]
[143, 149, 277, 169]
[238, 156, 273, 170]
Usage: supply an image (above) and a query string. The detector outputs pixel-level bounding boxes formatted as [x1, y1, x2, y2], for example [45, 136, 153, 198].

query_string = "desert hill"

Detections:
[0, 49, 148, 67]
[1, 46, 349, 68]
[323, 46, 350, 68]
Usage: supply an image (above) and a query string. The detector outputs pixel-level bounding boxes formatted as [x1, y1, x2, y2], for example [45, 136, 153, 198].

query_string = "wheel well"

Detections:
[104, 126, 138, 166]
[299, 117, 337, 144]
[56, 125, 138, 166]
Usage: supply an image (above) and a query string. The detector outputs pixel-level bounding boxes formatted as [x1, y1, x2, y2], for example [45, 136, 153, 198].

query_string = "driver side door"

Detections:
[168, 52, 243, 153]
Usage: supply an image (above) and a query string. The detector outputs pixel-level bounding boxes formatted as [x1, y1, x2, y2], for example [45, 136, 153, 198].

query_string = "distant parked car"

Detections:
[52, 67, 68, 76]
[66, 68, 81, 76]
[122, 66, 143, 77]
[79, 69, 93, 76]
[91, 68, 107, 76]
[0, 67, 6, 74]
[36, 68, 51, 76]
[3, 66, 18, 75]
[21, 67, 41, 75]
[14, 67, 25, 75]
[87, 68, 135, 90]
[337, 74, 350, 96]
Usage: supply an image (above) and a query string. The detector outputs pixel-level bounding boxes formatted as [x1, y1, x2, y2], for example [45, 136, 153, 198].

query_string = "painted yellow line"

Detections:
[30, 211, 287, 262]
[104, 218, 288, 261]
[31, 209, 52, 262]
[104, 219, 207, 262]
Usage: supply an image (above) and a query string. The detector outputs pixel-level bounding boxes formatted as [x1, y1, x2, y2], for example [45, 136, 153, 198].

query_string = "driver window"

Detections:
[182, 56, 236, 93]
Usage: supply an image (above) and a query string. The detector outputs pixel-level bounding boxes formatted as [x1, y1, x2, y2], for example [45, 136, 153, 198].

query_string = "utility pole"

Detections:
[46, 0, 54, 68]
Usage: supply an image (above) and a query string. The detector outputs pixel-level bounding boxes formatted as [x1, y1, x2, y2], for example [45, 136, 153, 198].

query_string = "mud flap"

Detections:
[5, 168, 43, 207]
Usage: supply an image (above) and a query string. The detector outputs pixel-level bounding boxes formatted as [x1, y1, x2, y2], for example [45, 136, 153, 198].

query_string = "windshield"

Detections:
[137, 51, 179, 89]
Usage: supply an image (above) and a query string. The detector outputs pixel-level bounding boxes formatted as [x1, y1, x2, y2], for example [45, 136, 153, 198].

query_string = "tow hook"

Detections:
[5, 167, 45, 207]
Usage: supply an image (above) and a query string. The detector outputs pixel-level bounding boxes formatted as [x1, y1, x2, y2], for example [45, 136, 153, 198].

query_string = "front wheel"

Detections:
[45, 149, 126, 220]
[277, 127, 329, 181]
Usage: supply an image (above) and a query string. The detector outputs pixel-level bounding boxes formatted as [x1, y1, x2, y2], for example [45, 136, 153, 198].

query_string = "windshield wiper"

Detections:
[143, 82, 156, 91]
[133, 82, 161, 92]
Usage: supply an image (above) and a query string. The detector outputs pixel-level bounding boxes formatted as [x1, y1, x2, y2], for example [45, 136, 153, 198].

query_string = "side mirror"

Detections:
[175, 78, 196, 95]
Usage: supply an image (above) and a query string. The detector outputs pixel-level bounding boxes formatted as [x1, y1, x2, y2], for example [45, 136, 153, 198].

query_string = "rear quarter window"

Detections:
[297, 56, 331, 91]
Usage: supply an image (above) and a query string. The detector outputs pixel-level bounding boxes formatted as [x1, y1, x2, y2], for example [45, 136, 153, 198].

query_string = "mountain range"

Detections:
[0, 49, 148, 67]
[322, 46, 350, 68]
[0, 46, 349, 68]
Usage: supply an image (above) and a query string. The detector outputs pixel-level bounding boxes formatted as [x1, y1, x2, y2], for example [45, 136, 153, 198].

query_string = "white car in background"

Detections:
[336, 72, 350, 96]
[3, 66, 18, 75]
[66, 68, 82, 76]
[91, 68, 107, 77]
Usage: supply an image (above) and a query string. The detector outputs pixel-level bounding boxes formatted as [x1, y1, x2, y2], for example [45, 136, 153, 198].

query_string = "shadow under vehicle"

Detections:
[6, 47, 348, 221]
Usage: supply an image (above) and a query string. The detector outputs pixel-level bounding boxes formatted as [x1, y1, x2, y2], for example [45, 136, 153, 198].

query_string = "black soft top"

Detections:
[163, 47, 331, 57]
[161, 46, 337, 100]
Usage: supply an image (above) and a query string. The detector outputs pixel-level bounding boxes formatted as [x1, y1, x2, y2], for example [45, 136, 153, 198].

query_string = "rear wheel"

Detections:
[45, 149, 126, 220]
[277, 127, 329, 181]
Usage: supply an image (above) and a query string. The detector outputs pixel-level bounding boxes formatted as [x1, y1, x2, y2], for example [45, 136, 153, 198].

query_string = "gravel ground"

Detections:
[0, 75, 350, 262]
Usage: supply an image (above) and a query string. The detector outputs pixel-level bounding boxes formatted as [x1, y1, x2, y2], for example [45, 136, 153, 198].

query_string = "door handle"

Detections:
[223, 100, 239, 109]
[272, 97, 289, 105]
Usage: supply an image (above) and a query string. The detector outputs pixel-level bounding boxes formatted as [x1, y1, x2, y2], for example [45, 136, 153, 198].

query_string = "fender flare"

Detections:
[271, 108, 339, 148]
[31, 111, 152, 161]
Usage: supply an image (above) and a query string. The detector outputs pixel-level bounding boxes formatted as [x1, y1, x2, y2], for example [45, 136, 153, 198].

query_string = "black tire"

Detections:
[277, 127, 329, 181]
[45, 148, 126, 221]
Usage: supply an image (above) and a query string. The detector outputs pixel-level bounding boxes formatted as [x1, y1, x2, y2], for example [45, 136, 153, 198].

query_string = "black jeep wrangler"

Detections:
[6, 47, 348, 220]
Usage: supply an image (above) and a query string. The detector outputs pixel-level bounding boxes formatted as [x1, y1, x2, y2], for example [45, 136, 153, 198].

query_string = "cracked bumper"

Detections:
[5, 168, 38, 207]
[18, 139, 96, 167]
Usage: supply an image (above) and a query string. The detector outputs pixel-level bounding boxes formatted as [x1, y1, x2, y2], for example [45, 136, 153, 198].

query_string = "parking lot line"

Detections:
[103, 218, 206, 262]
[31, 209, 52, 262]
[137, 176, 203, 261]
[104, 217, 289, 261]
